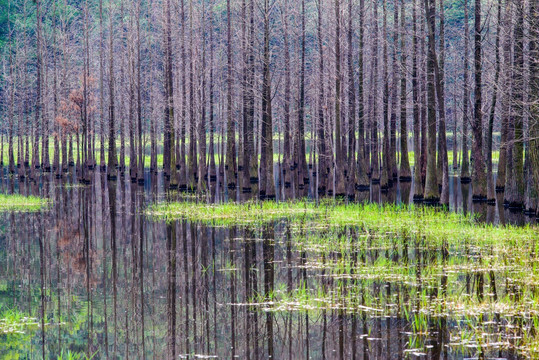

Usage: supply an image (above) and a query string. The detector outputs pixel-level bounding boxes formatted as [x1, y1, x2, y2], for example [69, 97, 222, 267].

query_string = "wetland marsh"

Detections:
[0, 169, 538, 359]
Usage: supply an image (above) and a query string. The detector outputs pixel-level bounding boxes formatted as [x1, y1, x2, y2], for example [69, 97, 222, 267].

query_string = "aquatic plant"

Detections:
[0, 193, 48, 212]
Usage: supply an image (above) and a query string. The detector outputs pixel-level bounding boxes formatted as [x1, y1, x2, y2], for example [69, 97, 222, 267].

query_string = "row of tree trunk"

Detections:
[1, 0, 538, 214]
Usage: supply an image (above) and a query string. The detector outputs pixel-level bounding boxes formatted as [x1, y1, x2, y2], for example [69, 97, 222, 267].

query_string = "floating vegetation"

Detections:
[0, 193, 48, 212]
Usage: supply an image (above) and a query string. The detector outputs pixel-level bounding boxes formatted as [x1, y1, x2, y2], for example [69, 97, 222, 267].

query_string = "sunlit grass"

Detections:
[0, 193, 48, 211]
[0, 307, 38, 335]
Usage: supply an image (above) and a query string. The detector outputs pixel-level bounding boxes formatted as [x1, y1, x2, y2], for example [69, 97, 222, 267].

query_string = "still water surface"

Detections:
[0, 168, 536, 359]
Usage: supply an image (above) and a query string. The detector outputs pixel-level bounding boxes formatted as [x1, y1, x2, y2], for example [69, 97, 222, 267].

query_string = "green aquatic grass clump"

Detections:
[0, 308, 39, 335]
[0, 193, 48, 212]
[147, 200, 537, 245]
[147, 200, 321, 225]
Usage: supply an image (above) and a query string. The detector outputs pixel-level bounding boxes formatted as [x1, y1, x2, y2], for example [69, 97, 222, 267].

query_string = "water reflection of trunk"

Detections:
[432, 240, 449, 359]
[201, 225, 211, 354]
[360, 245, 369, 360]
[100, 173, 109, 358]
[190, 223, 198, 353]
[263, 225, 275, 359]
[244, 227, 255, 360]
[138, 191, 146, 357]
[121, 182, 130, 357]
[182, 221, 190, 354]
[55, 178, 63, 354]
[461, 183, 470, 216]
[400, 181, 411, 205]
[107, 180, 118, 356]
[229, 226, 237, 357]
[38, 211, 46, 358]
[285, 225, 293, 359]
[210, 227, 218, 354]
[166, 220, 177, 359]
[300, 222, 310, 359]
[82, 184, 93, 356]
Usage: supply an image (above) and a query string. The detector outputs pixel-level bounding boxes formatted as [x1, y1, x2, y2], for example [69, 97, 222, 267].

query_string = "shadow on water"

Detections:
[0, 167, 536, 359]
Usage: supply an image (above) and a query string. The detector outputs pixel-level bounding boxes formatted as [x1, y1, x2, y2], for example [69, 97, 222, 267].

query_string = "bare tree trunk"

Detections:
[497, 0, 512, 192]
[461, 0, 470, 182]
[412, 0, 423, 199]
[486, 1, 502, 203]
[333, 0, 346, 197]
[107, 0, 118, 180]
[371, 0, 380, 183]
[423, 0, 439, 203]
[7, 2, 15, 174]
[529, 0, 539, 216]
[282, 0, 292, 198]
[471, 0, 487, 200]
[163, 0, 177, 187]
[390, 0, 398, 180]
[179, 0, 188, 190]
[208, 2, 217, 187]
[136, 0, 143, 183]
[188, 1, 198, 191]
[381, 0, 391, 189]
[399, 0, 411, 182]
[225, 0, 237, 191]
[260, 0, 274, 199]
[198, 0, 208, 193]
[33, 0, 42, 171]
[357, 0, 369, 191]
[346, 0, 356, 198]
[317, 0, 329, 195]
[297, 0, 309, 196]
[99, 0, 106, 171]
[431, 0, 449, 204]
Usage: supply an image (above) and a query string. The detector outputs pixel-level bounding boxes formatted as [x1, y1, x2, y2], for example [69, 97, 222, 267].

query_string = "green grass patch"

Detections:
[0, 307, 39, 335]
[0, 193, 48, 212]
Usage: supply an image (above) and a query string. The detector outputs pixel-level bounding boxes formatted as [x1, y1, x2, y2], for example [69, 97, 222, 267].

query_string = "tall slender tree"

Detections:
[471, 0, 486, 200]
[399, 0, 411, 182]
[225, 0, 237, 191]
[260, 0, 274, 199]
[423, 0, 439, 202]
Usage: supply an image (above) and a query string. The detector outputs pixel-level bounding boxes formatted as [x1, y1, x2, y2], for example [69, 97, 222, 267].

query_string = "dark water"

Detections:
[0, 167, 535, 359]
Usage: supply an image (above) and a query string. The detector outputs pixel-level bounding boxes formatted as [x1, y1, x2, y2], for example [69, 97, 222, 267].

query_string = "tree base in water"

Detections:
[423, 197, 440, 205]
[472, 195, 487, 203]
[356, 184, 370, 192]
[399, 176, 412, 182]
[505, 201, 524, 211]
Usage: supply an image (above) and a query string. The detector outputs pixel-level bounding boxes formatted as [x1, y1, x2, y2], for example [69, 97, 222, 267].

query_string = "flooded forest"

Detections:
[1, 0, 539, 358]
